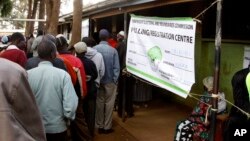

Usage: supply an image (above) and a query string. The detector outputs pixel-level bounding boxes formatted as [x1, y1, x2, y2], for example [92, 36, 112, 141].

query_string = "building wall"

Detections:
[200, 41, 247, 105]
[170, 38, 249, 108]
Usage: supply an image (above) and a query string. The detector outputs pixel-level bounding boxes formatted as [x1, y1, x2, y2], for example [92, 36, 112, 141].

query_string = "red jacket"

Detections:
[59, 54, 87, 98]
[58, 56, 77, 85]
[0, 45, 27, 68]
[108, 38, 117, 48]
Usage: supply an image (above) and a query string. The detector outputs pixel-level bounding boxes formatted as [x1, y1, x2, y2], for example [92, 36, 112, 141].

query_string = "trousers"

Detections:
[46, 131, 67, 141]
[96, 83, 117, 130]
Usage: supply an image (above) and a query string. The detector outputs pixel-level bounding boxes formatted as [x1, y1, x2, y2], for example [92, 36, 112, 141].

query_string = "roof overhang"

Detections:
[60, 0, 201, 20]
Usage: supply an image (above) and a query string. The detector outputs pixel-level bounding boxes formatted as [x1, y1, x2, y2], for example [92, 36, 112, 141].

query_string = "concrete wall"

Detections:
[198, 40, 247, 106]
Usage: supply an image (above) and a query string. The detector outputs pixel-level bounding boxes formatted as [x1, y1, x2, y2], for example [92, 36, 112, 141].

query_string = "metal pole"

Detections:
[210, 0, 222, 140]
[122, 12, 128, 122]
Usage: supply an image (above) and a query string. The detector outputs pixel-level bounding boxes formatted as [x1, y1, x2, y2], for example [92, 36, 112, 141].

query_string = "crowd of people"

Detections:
[0, 29, 129, 141]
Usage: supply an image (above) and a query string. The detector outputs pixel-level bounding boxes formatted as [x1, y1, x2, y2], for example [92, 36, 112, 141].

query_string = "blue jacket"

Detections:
[94, 41, 120, 84]
[28, 61, 78, 133]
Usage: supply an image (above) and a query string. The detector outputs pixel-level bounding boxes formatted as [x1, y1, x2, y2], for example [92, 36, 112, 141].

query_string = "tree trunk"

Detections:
[45, 0, 60, 35]
[38, 0, 45, 30]
[45, 0, 52, 33]
[25, 0, 33, 36]
[28, 0, 39, 35]
[0, 0, 13, 17]
[70, 0, 82, 46]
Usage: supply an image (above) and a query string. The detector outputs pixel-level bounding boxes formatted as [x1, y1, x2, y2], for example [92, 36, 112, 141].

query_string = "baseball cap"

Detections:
[118, 31, 125, 37]
[1, 36, 9, 44]
[74, 42, 87, 54]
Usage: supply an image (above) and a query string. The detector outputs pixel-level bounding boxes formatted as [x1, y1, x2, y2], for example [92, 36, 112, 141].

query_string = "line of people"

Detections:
[0, 29, 127, 141]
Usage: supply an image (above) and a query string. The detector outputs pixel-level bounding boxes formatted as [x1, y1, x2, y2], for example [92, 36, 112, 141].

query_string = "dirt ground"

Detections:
[93, 98, 191, 141]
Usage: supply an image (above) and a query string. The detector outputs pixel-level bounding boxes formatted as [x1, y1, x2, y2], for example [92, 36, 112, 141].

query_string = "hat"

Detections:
[203, 76, 214, 91]
[118, 31, 125, 37]
[99, 29, 109, 38]
[56, 34, 66, 38]
[74, 42, 87, 54]
[1, 36, 8, 44]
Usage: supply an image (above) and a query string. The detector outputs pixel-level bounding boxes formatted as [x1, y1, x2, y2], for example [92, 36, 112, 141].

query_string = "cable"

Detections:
[194, 0, 219, 19]
[123, 69, 250, 118]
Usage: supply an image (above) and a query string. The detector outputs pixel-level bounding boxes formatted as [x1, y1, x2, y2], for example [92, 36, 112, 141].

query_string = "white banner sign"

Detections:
[126, 15, 196, 98]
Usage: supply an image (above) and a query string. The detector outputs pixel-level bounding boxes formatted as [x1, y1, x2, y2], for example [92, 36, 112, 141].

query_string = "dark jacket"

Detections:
[0, 58, 46, 141]
[116, 40, 127, 70]
[224, 68, 250, 141]
[224, 112, 250, 141]
[25, 57, 67, 71]
[78, 55, 98, 97]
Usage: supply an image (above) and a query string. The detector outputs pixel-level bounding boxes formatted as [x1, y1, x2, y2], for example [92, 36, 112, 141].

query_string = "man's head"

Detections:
[117, 31, 125, 41]
[56, 35, 68, 52]
[203, 76, 213, 92]
[37, 35, 57, 61]
[82, 37, 97, 47]
[29, 34, 34, 38]
[37, 29, 44, 37]
[74, 42, 87, 56]
[99, 29, 110, 41]
[46, 34, 56, 44]
[11, 32, 25, 47]
[17, 40, 26, 51]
